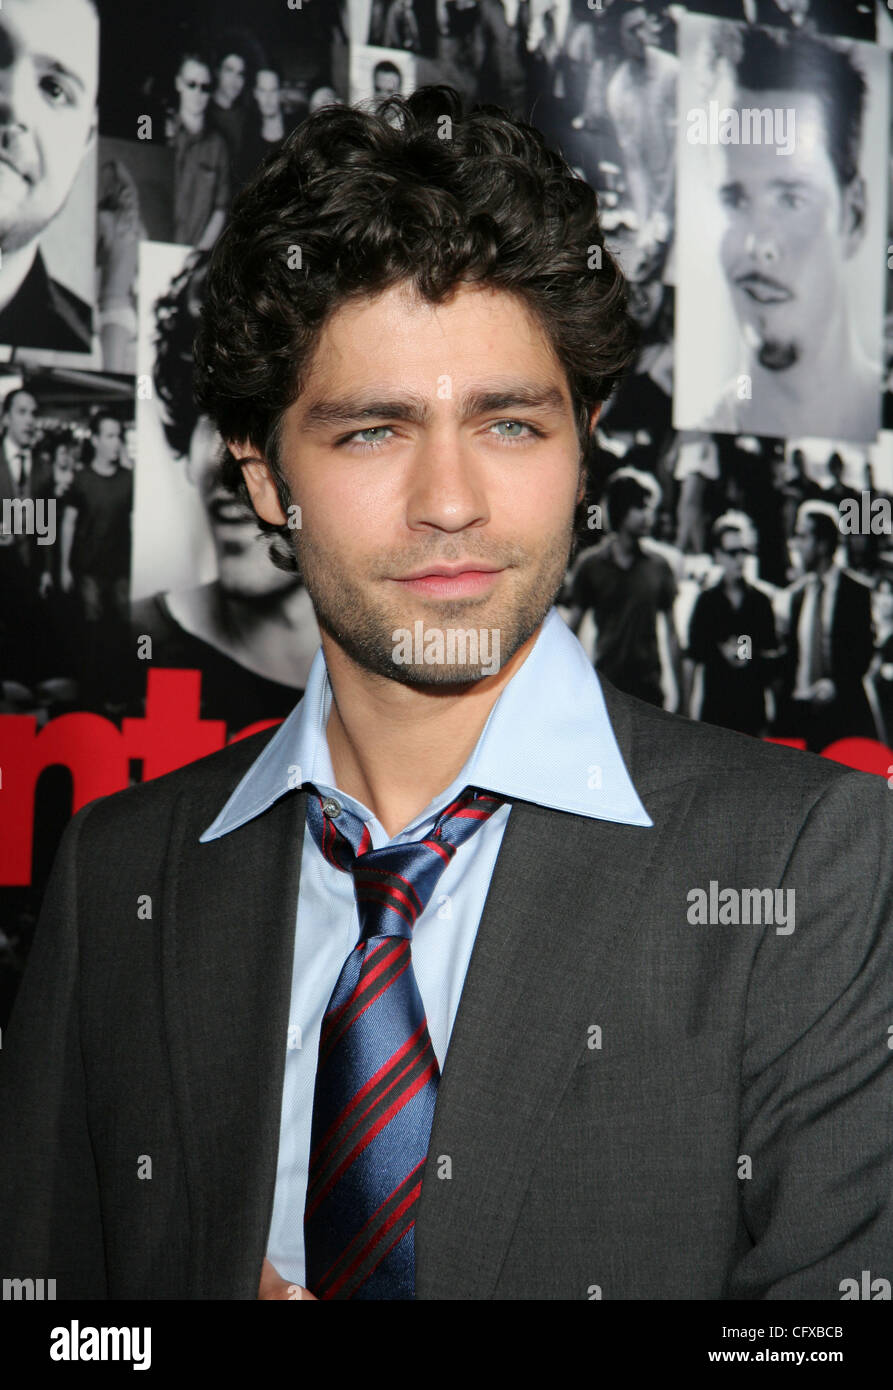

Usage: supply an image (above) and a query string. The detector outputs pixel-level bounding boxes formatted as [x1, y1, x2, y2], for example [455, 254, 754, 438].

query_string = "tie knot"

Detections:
[304, 785, 505, 941]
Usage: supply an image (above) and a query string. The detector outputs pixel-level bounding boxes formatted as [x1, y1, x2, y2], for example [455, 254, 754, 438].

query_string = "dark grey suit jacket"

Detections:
[1, 676, 892, 1299]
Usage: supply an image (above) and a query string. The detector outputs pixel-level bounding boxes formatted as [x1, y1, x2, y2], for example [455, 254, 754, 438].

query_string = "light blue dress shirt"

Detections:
[200, 605, 652, 1286]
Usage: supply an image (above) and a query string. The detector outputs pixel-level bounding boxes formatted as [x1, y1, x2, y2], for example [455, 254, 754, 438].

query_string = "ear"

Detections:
[227, 439, 289, 526]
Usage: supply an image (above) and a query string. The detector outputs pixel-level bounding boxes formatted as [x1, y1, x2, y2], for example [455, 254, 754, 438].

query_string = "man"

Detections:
[0, 0, 97, 353]
[0, 386, 39, 564]
[208, 47, 248, 180]
[237, 69, 289, 187]
[131, 249, 320, 729]
[1, 87, 892, 1302]
[372, 59, 404, 105]
[567, 468, 681, 709]
[168, 52, 230, 250]
[59, 409, 131, 710]
[0, 386, 44, 684]
[686, 513, 778, 735]
[605, 4, 677, 281]
[776, 499, 875, 752]
[696, 27, 878, 443]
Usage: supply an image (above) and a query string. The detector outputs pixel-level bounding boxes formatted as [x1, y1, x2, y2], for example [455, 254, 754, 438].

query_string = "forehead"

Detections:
[180, 58, 211, 80]
[712, 87, 835, 185]
[1, 0, 98, 94]
[306, 281, 563, 377]
[221, 54, 245, 70]
[256, 70, 279, 89]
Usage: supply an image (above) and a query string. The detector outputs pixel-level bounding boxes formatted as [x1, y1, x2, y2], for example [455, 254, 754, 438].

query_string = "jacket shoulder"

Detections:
[601, 677, 870, 805]
[73, 724, 282, 847]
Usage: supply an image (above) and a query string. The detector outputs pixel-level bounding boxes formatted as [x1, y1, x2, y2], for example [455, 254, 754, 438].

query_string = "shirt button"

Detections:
[321, 797, 342, 819]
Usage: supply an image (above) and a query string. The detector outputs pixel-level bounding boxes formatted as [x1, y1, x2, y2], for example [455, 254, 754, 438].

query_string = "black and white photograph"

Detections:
[0, 0, 98, 357]
[0, 365, 134, 715]
[687, 0, 876, 41]
[366, 0, 440, 57]
[674, 13, 888, 444]
[131, 240, 320, 732]
[350, 42, 419, 105]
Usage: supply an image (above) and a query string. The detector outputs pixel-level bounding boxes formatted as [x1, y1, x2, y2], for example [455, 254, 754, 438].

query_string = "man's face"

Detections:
[187, 415, 300, 600]
[176, 59, 211, 122]
[240, 281, 586, 685]
[5, 389, 37, 445]
[716, 529, 749, 581]
[621, 499, 653, 538]
[714, 88, 863, 374]
[92, 417, 121, 464]
[373, 69, 402, 101]
[217, 54, 245, 104]
[792, 514, 826, 571]
[0, 0, 98, 254]
[254, 71, 281, 120]
[619, 10, 652, 61]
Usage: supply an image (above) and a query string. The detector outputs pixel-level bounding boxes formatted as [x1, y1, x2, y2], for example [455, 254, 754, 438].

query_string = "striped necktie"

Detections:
[302, 783, 505, 1300]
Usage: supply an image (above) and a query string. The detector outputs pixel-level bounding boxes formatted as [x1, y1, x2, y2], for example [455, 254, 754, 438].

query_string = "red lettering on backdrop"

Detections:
[0, 669, 890, 886]
[0, 669, 283, 885]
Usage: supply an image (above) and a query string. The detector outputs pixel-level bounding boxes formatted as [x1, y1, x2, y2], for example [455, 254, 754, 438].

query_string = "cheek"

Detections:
[718, 223, 737, 272]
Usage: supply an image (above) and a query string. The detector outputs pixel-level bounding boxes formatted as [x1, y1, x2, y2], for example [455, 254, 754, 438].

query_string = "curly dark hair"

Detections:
[193, 84, 639, 560]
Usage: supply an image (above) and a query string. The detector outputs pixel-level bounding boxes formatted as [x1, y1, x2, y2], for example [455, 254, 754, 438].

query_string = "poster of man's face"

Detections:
[0, 0, 99, 358]
[673, 14, 888, 446]
[350, 44, 417, 106]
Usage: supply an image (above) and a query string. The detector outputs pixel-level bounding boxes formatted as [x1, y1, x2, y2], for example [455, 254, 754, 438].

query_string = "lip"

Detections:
[391, 565, 505, 598]
[735, 275, 792, 305]
[395, 563, 503, 580]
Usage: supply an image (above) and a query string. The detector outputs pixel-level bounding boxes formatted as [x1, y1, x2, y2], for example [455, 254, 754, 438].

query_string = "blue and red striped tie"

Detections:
[302, 784, 505, 1299]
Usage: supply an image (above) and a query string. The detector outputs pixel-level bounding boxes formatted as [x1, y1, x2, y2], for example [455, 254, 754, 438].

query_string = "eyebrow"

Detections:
[33, 55, 88, 94]
[719, 178, 815, 194]
[300, 381, 570, 432]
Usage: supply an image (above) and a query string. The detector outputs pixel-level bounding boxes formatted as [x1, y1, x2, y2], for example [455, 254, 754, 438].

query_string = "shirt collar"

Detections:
[4, 434, 29, 465]
[200, 605, 652, 844]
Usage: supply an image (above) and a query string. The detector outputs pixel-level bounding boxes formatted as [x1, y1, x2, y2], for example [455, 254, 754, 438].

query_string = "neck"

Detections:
[323, 623, 542, 838]
[614, 530, 639, 560]
[0, 242, 38, 313]
[262, 113, 283, 139]
[180, 109, 204, 134]
[91, 456, 116, 476]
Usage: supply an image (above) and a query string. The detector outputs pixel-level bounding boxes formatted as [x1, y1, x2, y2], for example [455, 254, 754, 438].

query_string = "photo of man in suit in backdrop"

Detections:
[0, 0, 98, 354]
[776, 498, 876, 751]
[0, 86, 891, 1303]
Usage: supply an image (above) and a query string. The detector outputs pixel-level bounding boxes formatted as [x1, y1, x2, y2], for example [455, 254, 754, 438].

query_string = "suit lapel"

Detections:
[414, 683, 684, 1300]
[163, 783, 308, 1297]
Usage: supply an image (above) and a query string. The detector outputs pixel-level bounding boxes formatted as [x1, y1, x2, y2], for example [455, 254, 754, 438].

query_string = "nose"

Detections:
[404, 432, 490, 535]
[744, 226, 780, 266]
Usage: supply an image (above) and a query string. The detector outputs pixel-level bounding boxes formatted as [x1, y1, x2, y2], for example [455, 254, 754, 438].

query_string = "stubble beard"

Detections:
[289, 519, 576, 687]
